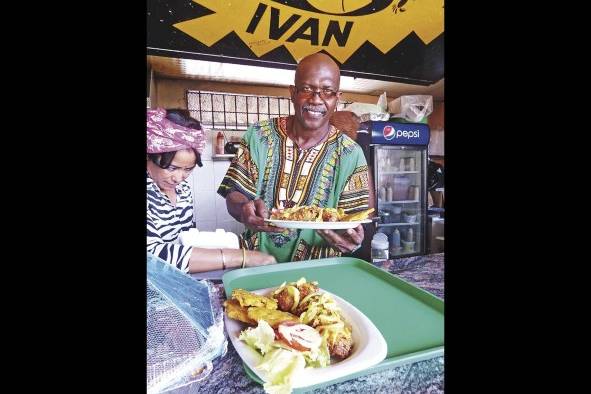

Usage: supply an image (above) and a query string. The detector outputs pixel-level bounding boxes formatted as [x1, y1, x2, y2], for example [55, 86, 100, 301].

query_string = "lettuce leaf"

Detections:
[256, 347, 306, 394]
[238, 320, 276, 355]
[301, 336, 330, 368]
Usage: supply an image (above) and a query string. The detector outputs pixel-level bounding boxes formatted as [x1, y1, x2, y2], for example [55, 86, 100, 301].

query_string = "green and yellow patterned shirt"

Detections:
[217, 117, 369, 262]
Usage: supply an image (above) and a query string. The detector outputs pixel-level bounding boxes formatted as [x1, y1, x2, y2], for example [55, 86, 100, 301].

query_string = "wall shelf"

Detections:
[212, 154, 235, 161]
[378, 200, 419, 204]
[377, 222, 419, 227]
[379, 171, 419, 175]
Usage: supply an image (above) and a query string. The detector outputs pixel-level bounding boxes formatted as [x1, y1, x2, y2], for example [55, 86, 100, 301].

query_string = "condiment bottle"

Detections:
[407, 186, 415, 200]
[407, 228, 414, 242]
[392, 228, 401, 249]
[216, 131, 225, 155]
[379, 186, 387, 201]
[413, 185, 420, 200]
[386, 184, 393, 202]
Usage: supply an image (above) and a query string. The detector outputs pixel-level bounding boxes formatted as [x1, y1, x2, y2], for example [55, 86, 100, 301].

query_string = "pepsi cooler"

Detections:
[355, 121, 430, 260]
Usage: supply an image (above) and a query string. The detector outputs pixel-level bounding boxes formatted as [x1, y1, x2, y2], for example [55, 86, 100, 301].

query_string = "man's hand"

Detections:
[316, 224, 364, 253]
[240, 198, 285, 233]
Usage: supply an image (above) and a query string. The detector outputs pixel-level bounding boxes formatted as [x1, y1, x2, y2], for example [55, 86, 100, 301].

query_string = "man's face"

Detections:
[290, 61, 341, 132]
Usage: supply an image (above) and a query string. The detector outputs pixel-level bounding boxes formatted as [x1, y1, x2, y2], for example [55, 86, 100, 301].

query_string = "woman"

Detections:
[147, 108, 276, 273]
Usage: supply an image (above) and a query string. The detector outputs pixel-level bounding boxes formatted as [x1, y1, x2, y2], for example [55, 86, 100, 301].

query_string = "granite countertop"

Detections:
[174, 253, 444, 394]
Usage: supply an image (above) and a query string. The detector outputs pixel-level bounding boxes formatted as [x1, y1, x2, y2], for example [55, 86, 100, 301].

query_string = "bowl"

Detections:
[402, 213, 417, 223]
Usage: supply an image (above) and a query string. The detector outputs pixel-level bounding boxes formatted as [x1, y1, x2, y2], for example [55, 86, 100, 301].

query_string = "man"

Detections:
[217, 52, 370, 262]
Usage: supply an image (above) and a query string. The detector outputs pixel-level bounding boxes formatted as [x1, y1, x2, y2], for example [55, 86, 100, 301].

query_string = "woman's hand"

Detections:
[245, 250, 277, 267]
[240, 198, 285, 233]
[316, 224, 364, 253]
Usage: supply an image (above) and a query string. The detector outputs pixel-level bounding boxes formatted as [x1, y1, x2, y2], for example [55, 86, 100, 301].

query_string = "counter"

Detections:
[177, 253, 444, 393]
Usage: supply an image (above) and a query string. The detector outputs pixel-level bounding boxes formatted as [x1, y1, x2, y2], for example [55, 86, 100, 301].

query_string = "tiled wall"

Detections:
[189, 129, 246, 235]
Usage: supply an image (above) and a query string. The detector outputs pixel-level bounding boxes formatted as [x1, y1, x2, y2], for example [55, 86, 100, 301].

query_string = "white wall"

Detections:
[189, 129, 246, 235]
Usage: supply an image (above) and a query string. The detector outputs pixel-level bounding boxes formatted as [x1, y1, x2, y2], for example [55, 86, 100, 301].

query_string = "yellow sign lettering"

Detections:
[174, 0, 444, 63]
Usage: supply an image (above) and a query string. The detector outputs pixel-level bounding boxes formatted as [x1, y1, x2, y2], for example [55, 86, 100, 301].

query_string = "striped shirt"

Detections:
[146, 174, 194, 272]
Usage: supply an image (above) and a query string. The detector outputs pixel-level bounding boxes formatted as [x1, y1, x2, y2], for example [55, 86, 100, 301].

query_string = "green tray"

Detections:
[222, 257, 444, 392]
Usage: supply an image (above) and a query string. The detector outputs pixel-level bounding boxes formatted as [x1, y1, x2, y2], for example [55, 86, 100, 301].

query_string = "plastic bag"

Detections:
[343, 92, 390, 122]
[146, 253, 227, 393]
[388, 95, 433, 122]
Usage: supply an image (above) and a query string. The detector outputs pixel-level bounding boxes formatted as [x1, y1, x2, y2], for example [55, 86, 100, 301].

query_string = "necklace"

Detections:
[293, 127, 331, 152]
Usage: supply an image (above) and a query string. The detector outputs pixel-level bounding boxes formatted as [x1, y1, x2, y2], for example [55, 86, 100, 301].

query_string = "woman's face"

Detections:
[147, 149, 197, 193]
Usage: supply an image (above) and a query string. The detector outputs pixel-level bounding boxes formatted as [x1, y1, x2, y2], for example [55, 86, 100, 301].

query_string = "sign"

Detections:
[371, 121, 430, 146]
[147, 0, 444, 85]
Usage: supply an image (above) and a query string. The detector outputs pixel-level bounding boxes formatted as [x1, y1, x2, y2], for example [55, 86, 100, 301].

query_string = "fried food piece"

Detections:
[270, 206, 319, 221]
[271, 206, 341, 222]
[232, 289, 277, 310]
[298, 282, 318, 300]
[274, 288, 296, 312]
[272, 280, 319, 313]
[272, 205, 371, 222]
[339, 208, 375, 222]
[321, 208, 343, 222]
[246, 306, 300, 328]
[329, 331, 353, 359]
[224, 299, 256, 325]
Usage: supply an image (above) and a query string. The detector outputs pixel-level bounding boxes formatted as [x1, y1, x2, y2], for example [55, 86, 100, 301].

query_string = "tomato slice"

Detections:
[275, 322, 322, 352]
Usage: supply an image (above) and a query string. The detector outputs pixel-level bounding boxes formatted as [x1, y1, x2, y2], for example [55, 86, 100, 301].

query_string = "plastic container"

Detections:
[392, 176, 411, 200]
[390, 206, 402, 222]
[371, 233, 389, 262]
[401, 240, 415, 252]
[179, 228, 239, 249]
[402, 212, 417, 223]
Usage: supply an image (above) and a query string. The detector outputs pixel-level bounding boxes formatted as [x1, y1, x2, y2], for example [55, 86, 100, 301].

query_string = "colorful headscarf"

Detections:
[147, 108, 206, 154]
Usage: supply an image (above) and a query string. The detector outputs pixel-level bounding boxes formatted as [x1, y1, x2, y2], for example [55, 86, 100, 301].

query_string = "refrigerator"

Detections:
[356, 121, 430, 260]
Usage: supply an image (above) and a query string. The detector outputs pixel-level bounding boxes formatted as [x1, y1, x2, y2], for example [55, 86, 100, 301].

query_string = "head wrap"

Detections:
[147, 108, 206, 154]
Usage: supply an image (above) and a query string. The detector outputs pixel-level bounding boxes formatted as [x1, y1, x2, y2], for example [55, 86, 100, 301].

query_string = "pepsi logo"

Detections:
[383, 125, 395, 140]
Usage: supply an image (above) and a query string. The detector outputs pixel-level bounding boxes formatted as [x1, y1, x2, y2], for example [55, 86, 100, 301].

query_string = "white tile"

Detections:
[193, 161, 215, 191]
[213, 161, 231, 189]
[219, 220, 239, 233]
[200, 129, 214, 162]
[233, 221, 246, 235]
[193, 192, 217, 221]
[195, 220, 217, 232]
[215, 194, 233, 222]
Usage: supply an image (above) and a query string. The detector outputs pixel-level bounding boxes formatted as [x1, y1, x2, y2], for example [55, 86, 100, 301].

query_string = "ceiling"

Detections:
[148, 55, 444, 101]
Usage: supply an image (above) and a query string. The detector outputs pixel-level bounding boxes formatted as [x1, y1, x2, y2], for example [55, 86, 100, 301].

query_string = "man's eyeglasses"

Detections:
[293, 86, 339, 100]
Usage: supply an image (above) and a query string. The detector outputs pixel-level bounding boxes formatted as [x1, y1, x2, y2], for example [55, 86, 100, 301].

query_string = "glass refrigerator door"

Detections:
[374, 146, 425, 257]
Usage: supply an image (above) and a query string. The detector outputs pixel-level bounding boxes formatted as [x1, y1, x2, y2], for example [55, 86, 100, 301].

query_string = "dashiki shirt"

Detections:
[217, 117, 369, 263]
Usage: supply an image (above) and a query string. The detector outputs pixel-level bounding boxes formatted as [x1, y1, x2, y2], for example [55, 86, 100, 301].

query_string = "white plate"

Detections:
[224, 287, 387, 389]
[264, 218, 372, 230]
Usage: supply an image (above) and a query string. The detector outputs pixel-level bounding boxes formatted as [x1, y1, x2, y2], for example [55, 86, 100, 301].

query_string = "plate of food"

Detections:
[223, 278, 387, 394]
[265, 206, 374, 230]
